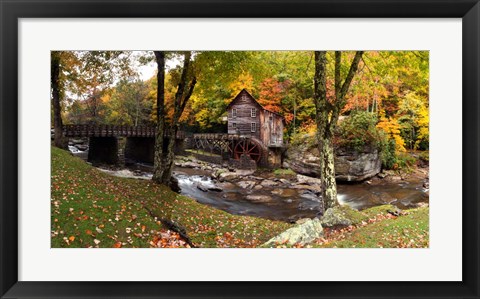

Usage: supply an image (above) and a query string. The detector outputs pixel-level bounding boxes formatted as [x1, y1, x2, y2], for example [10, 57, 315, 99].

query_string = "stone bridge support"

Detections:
[266, 147, 284, 168]
[88, 137, 118, 165]
[125, 137, 155, 164]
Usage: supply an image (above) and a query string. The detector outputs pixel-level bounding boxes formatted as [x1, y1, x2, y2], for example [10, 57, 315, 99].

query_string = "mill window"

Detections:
[232, 122, 237, 129]
[251, 108, 256, 117]
[251, 123, 256, 132]
[232, 108, 237, 118]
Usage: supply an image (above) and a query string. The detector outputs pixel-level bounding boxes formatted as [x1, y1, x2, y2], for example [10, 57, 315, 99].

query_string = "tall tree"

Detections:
[314, 51, 363, 210]
[160, 52, 197, 185]
[152, 51, 166, 184]
[152, 51, 197, 186]
[51, 52, 67, 149]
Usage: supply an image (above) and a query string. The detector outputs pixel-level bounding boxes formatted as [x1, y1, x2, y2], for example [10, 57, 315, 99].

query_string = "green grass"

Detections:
[51, 147, 291, 248]
[315, 207, 429, 248]
[273, 168, 296, 176]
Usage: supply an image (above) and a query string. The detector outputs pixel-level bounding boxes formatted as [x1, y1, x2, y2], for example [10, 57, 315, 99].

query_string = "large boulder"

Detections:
[320, 205, 368, 227]
[285, 145, 381, 182]
[262, 218, 323, 247]
[335, 147, 382, 182]
[320, 207, 354, 227]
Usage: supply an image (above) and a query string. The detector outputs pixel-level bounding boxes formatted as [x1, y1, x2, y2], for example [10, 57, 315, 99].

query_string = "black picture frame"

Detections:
[1, 0, 479, 298]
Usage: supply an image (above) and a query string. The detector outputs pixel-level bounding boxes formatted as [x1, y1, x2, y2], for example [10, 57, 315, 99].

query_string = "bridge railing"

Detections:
[63, 124, 184, 139]
[192, 133, 251, 141]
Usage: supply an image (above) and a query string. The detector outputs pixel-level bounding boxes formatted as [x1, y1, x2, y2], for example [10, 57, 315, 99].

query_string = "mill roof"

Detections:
[226, 89, 285, 120]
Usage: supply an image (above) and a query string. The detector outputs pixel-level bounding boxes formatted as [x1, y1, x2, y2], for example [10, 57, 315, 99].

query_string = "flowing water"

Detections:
[173, 167, 428, 222]
[174, 168, 323, 222]
[70, 148, 428, 223]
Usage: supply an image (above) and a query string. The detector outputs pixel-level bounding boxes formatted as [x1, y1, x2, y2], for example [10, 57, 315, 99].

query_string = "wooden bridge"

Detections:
[63, 124, 185, 139]
[60, 125, 281, 168]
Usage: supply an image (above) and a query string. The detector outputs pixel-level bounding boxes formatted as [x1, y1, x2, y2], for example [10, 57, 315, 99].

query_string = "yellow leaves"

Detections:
[415, 104, 429, 149]
[377, 110, 406, 152]
[194, 108, 212, 128]
[100, 93, 111, 103]
[228, 72, 255, 98]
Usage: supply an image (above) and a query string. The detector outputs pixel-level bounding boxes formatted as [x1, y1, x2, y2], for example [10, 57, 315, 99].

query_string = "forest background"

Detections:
[56, 50, 429, 165]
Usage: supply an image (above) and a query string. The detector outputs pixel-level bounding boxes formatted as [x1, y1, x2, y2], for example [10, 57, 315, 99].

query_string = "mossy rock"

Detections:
[321, 204, 401, 227]
[320, 205, 367, 227]
[261, 218, 323, 247]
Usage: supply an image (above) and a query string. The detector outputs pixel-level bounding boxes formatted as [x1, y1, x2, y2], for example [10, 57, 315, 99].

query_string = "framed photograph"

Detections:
[1, 0, 479, 298]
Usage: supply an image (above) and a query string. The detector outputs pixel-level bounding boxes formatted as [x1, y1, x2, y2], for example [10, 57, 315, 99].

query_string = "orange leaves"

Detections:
[68, 236, 75, 242]
[258, 77, 290, 114]
[85, 229, 93, 235]
[113, 242, 122, 248]
[75, 215, 89, 221]
[214, 231, 259, 248]
[149, 230, 188, 248]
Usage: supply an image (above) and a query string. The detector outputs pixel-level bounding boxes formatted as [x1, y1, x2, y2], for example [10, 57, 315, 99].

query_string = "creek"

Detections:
[173, 167, 428, 222]
[71, 149, 428, 223]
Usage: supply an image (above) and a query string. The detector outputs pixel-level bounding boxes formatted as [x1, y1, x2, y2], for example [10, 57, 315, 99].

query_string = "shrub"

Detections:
[380, 137, 397, 169]
[334, 111, 383, 151]
[395, 152, 417, 169]
[419, 151, 429, 162]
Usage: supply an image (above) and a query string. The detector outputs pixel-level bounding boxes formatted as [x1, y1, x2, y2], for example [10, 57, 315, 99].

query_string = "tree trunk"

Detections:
[159, 52, 196, 186]
[314, 51, 337, 211]
[314, 50, 363, 212]
[152, 51, 166, 184]
[320, 137, 337, 209]
[51, 52, 67, 149]
[153, 51, 196, 187]
[160, 126, 177, 184]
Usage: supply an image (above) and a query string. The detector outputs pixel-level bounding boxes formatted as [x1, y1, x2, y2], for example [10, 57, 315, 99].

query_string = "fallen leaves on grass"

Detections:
[149, 230, 189, 248]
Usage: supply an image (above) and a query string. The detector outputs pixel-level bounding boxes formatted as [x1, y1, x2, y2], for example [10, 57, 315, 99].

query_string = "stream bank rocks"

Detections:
[174, 155, 324, 194]
[320, 206, 355, 227]
[174, 155, 324, 208]
[262, 218, 323, 247]
[285, 143, 381, 182]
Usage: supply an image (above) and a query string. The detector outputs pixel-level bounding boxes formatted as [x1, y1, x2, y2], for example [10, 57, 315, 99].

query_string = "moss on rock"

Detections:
[321, 204, 402, 228]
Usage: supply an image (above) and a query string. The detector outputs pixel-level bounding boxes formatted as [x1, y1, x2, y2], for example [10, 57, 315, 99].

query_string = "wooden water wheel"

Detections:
[233, 139, 262, 162]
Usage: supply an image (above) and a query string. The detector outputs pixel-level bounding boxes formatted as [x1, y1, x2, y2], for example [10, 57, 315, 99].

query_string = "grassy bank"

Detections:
[51, 147, 291, 248]
[312, 206, 429, 248]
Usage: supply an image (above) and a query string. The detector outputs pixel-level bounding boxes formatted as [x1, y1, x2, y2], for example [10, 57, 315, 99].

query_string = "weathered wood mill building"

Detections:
[227, 89, 285, 167]
[192, 89, 286, 168]
[227, 89, 285, 147]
